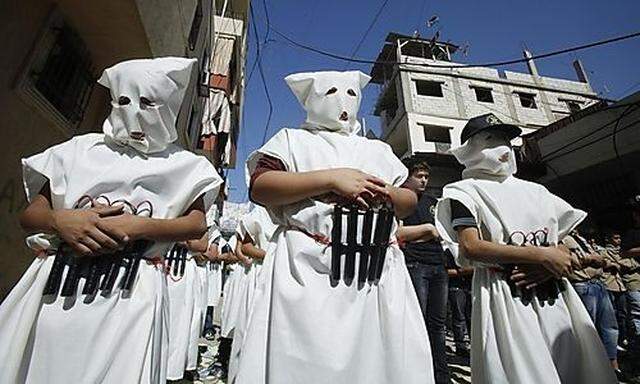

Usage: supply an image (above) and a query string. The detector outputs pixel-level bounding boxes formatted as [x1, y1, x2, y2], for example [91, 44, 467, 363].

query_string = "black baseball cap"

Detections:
[460, 113, 522, 144]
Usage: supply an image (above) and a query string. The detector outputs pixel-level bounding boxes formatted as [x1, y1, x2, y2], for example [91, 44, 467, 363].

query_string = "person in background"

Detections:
[396, 157, 449, 384]
[445, 247, 473, 358]
[563, 230, 622, 379]
[620, 195, 640, 374]
[602, 231, 629, 351]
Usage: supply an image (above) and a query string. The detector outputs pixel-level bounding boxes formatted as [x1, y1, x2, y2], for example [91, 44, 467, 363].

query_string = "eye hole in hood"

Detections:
[325, 87, 337, 95]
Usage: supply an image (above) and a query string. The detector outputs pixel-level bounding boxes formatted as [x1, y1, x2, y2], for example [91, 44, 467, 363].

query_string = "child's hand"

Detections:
[540, 246, 573, 278]
[510, 264, 553, 290]
[327, 168, 389, 209]
[185, 236, 209, 253]
[205, 243, 221, 262]
[99, 213, 144, 243]
[52, 207, 128, 256]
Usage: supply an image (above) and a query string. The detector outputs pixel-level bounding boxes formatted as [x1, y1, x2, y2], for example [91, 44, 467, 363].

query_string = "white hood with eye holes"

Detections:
[98, 57, 196, 154]
[285, 70, 370, 135]
[450, 131, 518, 180]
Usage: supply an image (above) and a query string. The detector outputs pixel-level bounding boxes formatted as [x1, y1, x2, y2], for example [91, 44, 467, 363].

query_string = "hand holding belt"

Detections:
[503, 228, 566, 305]
[42, 195, 153, 298]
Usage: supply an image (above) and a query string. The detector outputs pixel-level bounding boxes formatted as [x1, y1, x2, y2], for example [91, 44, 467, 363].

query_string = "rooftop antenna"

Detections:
[428, 30, 440, 50]
[427, 15, 439, 28]
[461, 42, 470, 57]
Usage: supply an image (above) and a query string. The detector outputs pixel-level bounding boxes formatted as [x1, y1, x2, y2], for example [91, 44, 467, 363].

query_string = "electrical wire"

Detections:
[249, 3, 273, 146]
[541, 102, 640, 162]
[270, 27, 640, 69]
[343, 0, 390, 70]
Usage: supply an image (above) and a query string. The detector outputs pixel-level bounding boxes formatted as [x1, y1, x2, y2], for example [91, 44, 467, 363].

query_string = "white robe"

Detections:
[187, 260, 206, 370]
[166, 256, 202, 380]
[236, 128, 434, 384]
[0, 133, 221, 384]
[220, 235, 244, 339]
[205, 228, 224, 308]
[435, 176, 616, 384]
[228, 208, 277, 383]
[220, 263, 245, 338]
[206, 261, 223, 307]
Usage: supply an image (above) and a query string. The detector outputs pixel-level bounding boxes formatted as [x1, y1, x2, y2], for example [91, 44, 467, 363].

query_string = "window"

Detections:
[188, 0, 203, 51]
[34, 25, 94, 123]
[415, 80, 443, 97]
[16, 9, 94, 133]
[197, 47, 210, 97]
[516, 92, 537, 109]
[472, 87, 494, 103]
[419, 123, 451, 143]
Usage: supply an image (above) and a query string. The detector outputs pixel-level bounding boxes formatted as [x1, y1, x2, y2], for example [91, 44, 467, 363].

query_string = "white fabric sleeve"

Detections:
[245, 128, 293, 188]
[208, 227, 222, 247]
[545, 187, 586, 240]
[21, 137, 77, 206]
[435, 187, 481, 267]
[179, 157, 223, 226]
[377, 141, 408, 187]
[227, 234, 238, 252]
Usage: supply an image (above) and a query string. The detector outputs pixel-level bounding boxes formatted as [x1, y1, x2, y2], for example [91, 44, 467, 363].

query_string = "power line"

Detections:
[270, 27, 640, 69]
[541, 101, 640, 162]
[247, 0, 273, 84]
[261, 0, 272, 43]
[343, 0, 390, 70]
[249, 3, 273, 146]
[543, 113, 639, 163]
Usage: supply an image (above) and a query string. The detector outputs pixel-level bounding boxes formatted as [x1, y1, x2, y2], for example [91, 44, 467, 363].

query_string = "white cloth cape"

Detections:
[166, 253, 209, 379]
[435, 176, 616, 384]
[206, 229, 224, 307]
[236, 128, 435, 384]
[228, 207, 277, 383]
[167, 256, 200, 380]
[0, 133, 221, 384]
[220, 235, 243, 338]
[206, 262, 223, 307]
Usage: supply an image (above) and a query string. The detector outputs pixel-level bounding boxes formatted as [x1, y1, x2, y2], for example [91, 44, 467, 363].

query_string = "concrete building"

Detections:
[521, 91, 640, 232]
[370, 32, 601, 195]
[0, 0, 250, 300]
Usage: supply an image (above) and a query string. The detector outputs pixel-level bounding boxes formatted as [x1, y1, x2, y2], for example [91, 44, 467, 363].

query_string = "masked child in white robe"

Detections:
[236, 70, 434, 384]
[435, 113, 616, 384]
[227, 207, 276, 383]
[166, 231, 213, 381]
[202, 234, 240, 381]
[0, 57, 222, 384]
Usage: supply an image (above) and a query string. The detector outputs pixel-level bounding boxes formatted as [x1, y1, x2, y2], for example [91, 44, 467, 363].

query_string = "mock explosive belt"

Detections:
[292, 204, 395, 285]
[500, 229, 566, 305]
[42, 195, 154, 298]
[166, 243, 188, 279]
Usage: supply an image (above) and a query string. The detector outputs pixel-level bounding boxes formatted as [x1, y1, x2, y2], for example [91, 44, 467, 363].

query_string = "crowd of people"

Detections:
[0, 57, 638, 384]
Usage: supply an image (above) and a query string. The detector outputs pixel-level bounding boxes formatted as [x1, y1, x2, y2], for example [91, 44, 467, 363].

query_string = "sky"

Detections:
[225, 0, 640, 202]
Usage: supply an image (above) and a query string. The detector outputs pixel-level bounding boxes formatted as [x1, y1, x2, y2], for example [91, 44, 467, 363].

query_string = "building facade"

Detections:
[370, 32, 601, 194]
[0, 0, 250, 300]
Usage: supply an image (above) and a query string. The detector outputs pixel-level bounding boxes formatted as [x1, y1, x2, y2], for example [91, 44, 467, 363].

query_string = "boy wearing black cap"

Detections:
[435, 113, 616, 383]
